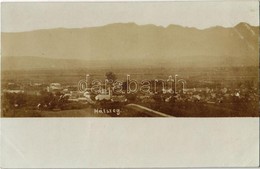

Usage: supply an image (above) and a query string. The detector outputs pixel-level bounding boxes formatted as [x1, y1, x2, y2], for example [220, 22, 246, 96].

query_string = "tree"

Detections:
[105, 72, 116, 82]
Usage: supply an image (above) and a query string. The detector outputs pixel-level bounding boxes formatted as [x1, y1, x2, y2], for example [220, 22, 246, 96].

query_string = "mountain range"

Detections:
[2, 22, 258, 70]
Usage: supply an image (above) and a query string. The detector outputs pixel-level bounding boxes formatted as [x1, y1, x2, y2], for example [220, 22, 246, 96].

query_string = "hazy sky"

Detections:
[2, 1, 259, 32]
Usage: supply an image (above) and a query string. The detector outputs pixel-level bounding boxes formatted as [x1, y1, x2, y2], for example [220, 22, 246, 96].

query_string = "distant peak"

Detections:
[235, 22, 251, 28]
[105, 22, 138, 27]
[167, 24, 184, 29]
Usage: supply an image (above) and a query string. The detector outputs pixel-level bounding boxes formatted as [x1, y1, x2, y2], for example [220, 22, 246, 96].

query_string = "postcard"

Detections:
[1, 1, 259, 168]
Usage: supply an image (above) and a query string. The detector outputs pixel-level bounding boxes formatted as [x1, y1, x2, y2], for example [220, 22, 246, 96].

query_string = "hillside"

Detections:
[2, 22, 258, 70]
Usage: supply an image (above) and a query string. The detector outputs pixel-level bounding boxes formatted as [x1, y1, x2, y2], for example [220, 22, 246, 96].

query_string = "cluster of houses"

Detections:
[3, 74, 258, 108]
[137, 87, 258, 104]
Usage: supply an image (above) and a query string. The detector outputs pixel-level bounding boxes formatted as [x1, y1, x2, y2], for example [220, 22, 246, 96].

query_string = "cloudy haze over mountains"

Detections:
[2, 2, 258, 32]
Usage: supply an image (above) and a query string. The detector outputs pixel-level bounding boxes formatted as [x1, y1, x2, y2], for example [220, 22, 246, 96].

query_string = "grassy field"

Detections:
[2, 106, 151, 117]
[3, 107, 109, 117]
[2, 66, 258, 85]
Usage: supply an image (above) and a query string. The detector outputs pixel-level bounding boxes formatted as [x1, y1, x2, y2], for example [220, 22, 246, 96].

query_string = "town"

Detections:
[2, 69, 258, 117]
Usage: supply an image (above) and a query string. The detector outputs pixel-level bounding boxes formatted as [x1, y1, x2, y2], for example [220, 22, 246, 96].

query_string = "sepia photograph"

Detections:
[1, 1, 259, 117]
[1, 1, 259, 168]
